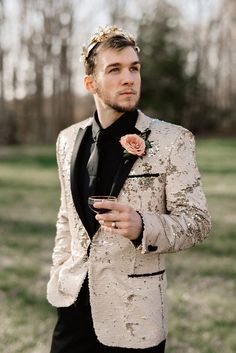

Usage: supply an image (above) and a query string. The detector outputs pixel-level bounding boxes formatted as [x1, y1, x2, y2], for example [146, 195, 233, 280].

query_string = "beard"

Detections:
[96, 86, 140, 113]
[108, 101, 139, 113]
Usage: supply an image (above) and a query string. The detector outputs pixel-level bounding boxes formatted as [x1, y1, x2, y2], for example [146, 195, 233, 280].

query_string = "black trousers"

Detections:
[50, 278, 166, 353]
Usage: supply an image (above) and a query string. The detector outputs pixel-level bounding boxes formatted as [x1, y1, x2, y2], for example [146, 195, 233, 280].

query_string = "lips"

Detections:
[119, 90, 136, 95]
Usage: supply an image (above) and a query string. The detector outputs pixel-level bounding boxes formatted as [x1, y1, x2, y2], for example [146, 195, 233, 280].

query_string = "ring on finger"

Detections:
[111, 221, 118, 229]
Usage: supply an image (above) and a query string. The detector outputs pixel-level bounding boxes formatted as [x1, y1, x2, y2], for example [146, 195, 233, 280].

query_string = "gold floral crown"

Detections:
[80, 25, 140, 63]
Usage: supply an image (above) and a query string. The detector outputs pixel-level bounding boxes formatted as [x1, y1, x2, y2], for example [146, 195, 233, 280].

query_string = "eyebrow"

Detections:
[106, 61, 141, 69]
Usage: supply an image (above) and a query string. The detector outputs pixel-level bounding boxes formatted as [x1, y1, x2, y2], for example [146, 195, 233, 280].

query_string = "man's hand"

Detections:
[94, 200, 142, 241]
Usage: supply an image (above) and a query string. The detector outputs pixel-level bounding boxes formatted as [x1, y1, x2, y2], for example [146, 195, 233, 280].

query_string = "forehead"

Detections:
[95, 46, 140, 70]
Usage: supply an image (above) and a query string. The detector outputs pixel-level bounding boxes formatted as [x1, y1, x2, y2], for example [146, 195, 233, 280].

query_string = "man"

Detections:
[47, 25, 211, 353]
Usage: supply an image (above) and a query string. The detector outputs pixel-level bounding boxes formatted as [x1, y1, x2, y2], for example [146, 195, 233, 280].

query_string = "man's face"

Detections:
[92, 46, 141, 113]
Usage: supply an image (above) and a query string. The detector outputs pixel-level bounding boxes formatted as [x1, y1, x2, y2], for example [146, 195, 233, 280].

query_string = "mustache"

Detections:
[118, 89, 137, 95]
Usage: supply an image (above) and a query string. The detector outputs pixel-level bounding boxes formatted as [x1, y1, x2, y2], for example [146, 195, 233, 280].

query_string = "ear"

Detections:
[84, 75, 96, 94]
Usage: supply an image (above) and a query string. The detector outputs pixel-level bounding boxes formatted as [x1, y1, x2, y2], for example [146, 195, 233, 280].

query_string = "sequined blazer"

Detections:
[47, 110, 211, 349]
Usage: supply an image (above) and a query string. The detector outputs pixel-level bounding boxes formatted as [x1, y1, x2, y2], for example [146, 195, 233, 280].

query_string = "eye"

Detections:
[130, 66, 140, 72]
[109, 67, 119, 73]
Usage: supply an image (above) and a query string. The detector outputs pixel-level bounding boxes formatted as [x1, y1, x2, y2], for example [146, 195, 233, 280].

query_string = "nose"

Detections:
[121, 69, 134, 85]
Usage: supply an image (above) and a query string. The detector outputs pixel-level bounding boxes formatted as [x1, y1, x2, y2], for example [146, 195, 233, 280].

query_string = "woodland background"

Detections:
[0, 1, 236, 353]
[0, 0, 236, 144]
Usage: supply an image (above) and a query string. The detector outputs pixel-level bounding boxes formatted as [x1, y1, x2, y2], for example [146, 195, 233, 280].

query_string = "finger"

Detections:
[94, 201, 129, 212]
[96, 211, 123, 222]
[101, 224, 128, 236]
[99, 220, 129, 229]
[101, 222, 136, 238]
[96, 209, 133, 222]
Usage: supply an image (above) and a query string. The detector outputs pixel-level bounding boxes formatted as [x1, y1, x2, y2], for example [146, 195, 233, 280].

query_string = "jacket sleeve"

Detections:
[140, 129, 211, 254]
[50, 133, 72, 276]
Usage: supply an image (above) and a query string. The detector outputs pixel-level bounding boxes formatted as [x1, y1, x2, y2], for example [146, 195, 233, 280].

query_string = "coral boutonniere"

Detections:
[120, 129, 152, 158]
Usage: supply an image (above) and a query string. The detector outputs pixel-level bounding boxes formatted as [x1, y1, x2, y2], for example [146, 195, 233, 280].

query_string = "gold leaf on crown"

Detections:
[80, 25, 139, 63]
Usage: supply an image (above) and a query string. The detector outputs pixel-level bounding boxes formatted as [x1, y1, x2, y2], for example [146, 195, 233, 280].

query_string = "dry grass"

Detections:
[0, 139, 235, 353]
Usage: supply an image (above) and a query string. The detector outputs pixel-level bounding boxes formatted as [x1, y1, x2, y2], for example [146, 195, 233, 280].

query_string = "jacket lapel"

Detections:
[110, 154, 138, 197]
[110, 111, 153, 198]
[70, 111, 153, 213]
[70, 125, 91, 221]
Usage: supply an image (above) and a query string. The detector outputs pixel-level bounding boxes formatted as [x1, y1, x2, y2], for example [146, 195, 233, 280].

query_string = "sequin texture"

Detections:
[47, 111, 211, 349]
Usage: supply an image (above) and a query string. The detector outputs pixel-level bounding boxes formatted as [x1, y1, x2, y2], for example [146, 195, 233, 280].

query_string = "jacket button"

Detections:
[148, 245, 158, 252]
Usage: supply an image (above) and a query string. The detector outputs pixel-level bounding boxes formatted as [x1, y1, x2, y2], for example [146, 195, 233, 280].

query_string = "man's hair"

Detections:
[81, 25, 140, 75]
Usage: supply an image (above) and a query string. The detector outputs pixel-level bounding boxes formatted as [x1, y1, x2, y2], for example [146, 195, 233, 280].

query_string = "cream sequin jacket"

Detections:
[47, 110, 211, 349]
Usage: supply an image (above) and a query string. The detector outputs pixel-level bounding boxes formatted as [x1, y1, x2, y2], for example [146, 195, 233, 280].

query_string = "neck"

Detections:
[96, 105, 124, 129]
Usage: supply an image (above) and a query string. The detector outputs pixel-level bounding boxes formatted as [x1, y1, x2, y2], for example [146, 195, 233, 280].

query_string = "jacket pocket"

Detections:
[127, 173, 160, 178]
[128, 269, 165, 278]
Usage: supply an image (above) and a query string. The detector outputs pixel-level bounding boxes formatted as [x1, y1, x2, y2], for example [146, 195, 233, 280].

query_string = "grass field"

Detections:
[0, 139, 235, 353]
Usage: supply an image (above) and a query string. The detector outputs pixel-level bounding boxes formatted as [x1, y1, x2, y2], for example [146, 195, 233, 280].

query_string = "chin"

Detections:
[111, 102, 138, 113]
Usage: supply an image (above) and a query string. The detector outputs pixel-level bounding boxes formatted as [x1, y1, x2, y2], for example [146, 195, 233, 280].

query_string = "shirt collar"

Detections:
[92, 110, 138, 142]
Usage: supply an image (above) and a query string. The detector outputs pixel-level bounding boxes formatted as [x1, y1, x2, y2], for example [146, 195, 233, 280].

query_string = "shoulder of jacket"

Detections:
[151, 118, 188, 134]
[149, 117, 193, 141]
[57, 117, 93, 141]
[138, 111, 194, 148]
[138, 110, 187, 133]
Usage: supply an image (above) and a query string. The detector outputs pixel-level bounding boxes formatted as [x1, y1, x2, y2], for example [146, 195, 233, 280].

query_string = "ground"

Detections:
[0, 139, 235, 353]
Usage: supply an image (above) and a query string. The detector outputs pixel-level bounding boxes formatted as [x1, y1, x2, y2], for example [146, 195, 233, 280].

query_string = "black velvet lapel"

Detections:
[109, 126, 141, 197]
[109, 126, 151, 198]
[70, 126, 91, 221]
[109, 154, 138, 197]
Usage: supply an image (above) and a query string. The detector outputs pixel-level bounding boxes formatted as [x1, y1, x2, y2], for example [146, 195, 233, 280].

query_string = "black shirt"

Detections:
[77, 109, 138, 237]
[93, 109, 138, 196]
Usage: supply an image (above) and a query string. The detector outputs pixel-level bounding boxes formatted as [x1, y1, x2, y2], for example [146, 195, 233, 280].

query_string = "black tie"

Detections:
[86, 130, 102, 195]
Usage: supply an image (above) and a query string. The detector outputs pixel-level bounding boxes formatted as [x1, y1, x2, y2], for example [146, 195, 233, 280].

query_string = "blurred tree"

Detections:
[0, 0, 6, 142]
[0, 0, 4, 106]
[0, 0, 235, 144]
[136, 0, 225, 134]
[137, 1, 189, 126]
[202, 0, 236, 133]
[17, 0, 75, 142]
